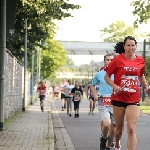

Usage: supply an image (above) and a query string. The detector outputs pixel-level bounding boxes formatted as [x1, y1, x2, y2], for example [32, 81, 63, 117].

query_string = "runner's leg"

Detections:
[113, 105, 125, 149]
[99, 106, 111, 149]
[66, 98, 69, 115]
[69, 97, 72, 116]
[89, 98, 92, 114]
[106, 107, 116, 148]
[92, 99, 96, 114]
[126, 105, 140, 150]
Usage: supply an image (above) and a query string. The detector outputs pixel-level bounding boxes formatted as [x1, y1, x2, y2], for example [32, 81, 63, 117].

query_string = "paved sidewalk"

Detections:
[0, 99, 54, 150]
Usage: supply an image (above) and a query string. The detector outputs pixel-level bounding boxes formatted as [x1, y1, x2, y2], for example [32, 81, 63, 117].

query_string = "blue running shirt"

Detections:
[92, 70, 114, 96]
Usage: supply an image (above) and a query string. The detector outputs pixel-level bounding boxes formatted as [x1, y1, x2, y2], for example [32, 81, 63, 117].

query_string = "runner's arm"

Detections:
[138, 75, 150, 94]
[104, 73, 121, 94]
[91, 72, 99, 100]
[104, 73, 116, 88]
[138, 74, 148, 87]
[90, 85, 98, 101]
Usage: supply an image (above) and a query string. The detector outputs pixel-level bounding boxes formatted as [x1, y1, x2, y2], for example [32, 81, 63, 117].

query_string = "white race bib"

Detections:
[120, 75, 138, 93]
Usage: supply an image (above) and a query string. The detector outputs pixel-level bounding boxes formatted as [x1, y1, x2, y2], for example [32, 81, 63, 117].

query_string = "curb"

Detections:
[50, 99, 75, 150]
[50, 111, 54, 150]
[49, 99, 54, 150]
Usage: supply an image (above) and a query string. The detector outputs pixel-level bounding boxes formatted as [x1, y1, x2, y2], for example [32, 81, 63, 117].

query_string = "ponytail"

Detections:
[114, 42, 124, 54]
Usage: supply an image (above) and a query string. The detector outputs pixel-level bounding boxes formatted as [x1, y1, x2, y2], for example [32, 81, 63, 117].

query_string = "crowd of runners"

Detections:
[37, 36, 150, 150]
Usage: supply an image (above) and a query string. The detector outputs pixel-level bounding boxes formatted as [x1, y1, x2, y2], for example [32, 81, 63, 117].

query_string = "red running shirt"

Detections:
[100, 66, 106, 71]
[37, 85, 46, 95]
[105, 54, 144, 103]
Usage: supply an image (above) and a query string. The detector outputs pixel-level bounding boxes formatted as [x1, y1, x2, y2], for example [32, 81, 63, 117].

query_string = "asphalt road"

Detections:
[54, 99, 150, 150]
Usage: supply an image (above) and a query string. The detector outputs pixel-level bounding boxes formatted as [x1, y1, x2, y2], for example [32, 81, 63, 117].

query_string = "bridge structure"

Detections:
[56, 40, 150, 79]
[56, 72, 93, 79]
[59, 40, 150, 56]
[56, 65, 97, 79]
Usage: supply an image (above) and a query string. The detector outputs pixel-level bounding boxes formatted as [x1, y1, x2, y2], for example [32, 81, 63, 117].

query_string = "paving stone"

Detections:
[0, 99, 54, 150]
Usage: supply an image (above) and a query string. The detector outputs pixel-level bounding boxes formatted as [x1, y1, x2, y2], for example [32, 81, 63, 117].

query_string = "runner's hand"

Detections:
[145, 86, 150, 94]
[113, 84, 122, 94]
[94, 95, 99, 101]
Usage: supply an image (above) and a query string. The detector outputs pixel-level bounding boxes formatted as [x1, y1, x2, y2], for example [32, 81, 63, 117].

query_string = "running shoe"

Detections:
[115, 143, 121, 150]
[115, 147, 121, 150]
[92, 111, 94, 115]
[100, 135, 107, 150]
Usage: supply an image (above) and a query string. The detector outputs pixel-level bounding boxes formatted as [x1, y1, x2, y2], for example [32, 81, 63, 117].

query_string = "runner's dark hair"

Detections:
[114, 36, 137, 54]
[68, 79, 71, 82]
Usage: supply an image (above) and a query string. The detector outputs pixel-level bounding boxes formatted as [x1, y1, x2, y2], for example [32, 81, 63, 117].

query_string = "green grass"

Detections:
[54, 135, 58, 150]
[140, 97, 150, 115]
[4, 94, 37, 129]
[140, 106, 150, 114]
[4, 111, 22, 129]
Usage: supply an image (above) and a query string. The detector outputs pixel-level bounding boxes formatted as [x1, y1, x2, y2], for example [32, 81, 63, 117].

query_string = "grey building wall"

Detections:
[4, 50, 31, 119]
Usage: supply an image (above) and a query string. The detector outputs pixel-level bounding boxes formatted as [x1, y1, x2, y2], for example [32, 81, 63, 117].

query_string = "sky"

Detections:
[54, 0, 150, 66]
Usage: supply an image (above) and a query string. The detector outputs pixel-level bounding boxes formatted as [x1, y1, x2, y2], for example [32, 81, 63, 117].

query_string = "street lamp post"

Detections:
[36, 41, 41, 83]
[31, 51, 34, 105]
[39, 40, 41, 81]
[36, 43, 39, 84]
[23, 18, 28, 112]
[36, 39, 47, 83]
[142, 39, 146, 101]
[0, 0, 6, 131]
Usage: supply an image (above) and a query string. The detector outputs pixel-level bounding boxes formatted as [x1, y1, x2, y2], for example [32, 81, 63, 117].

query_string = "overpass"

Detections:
[56, 72, 93, 79]
[59, 41, 150, 56]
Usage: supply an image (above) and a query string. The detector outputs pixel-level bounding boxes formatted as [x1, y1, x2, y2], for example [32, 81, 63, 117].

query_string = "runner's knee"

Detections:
[127, 127, 135, 136]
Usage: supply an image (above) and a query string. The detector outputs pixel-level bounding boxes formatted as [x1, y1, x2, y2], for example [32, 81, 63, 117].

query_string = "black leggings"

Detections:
[74, 101, 80, 110]
[111, 100, 140, 108]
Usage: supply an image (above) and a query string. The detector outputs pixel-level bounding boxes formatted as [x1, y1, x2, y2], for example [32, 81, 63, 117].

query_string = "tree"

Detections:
[40, 39, 67, 79]
[8, 0, 81, 79]
[100, 21, 140, 42]
[7, 0, 81, 60]
[131, 0, 150, 26]
[66, 56, 75, 66]
[145, 57, 150, 82]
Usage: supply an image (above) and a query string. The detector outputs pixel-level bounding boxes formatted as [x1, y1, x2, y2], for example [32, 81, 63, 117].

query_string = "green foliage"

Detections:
[129, 1, 150, 83]
[40, 39, 67, 78]
[7, 0, 80, 60]
[66, 56, 75, 66]
[145, 57, 150, 82]
[7, 0, 81, 80]
[100, 21, 140, 42]
[131, 0, 150, 27]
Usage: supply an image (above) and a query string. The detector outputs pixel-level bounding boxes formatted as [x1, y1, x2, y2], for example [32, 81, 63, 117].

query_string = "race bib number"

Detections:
[74, 91, 81, 101]
[74, 97, 80, 101]
[102, 95, 111, 106]
[40, 90, 45, 94]
[120, 75, 138, 93]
